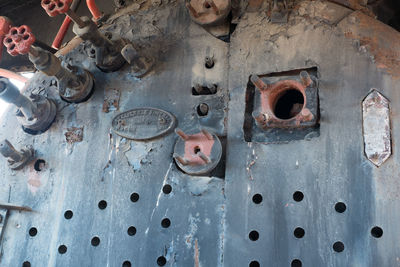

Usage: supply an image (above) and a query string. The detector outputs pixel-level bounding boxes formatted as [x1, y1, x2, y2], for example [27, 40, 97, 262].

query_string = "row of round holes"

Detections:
[248, 191, 384, 267]
[24, 185, 174, 267]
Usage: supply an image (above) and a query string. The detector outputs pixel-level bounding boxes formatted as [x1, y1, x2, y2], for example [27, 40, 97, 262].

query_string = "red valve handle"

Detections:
[41, 0, 73, 17]
[3, 26, 36, 56]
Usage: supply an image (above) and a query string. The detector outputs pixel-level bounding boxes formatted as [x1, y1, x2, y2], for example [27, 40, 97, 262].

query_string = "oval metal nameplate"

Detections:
[112, 108, 176, 141]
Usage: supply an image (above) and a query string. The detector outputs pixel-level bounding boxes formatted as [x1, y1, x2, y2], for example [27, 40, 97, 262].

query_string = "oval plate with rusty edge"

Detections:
[112, 108, 177, 141]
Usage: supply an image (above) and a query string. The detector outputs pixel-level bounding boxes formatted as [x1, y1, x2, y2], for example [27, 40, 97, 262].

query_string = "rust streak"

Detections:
[194, 239, 199, 267]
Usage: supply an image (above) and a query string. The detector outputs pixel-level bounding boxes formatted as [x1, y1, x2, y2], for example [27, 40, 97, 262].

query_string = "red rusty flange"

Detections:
[251, 72, 316, 128]
[3, 26, 35, 56]
[41, 0, 72, 17]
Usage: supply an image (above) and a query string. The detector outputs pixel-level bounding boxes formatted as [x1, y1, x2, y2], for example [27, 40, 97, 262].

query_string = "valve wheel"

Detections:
[3, 26, 35, 56]
[41, 0, 72, 17]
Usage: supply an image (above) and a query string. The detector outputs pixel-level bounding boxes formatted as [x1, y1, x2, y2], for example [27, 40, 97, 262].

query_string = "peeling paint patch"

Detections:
[102, 88, 120, 113]
[184, 214, 200, 249]
[124, 141, 154, 170]
[65, 127, 84, 144]
[362, 89, 391, 167]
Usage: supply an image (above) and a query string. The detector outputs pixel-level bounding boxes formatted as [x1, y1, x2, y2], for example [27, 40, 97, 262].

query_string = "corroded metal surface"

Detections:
[362, 90, 391, 167]
[0, 0, 400, 267]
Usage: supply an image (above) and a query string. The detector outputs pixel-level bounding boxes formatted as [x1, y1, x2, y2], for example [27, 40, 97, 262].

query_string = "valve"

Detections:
[3, 25, 35, 56]
[173, 128, 222, 175]
[0, 140, 34, 170]
[0, 78, 56, 134]
[41, 0, 125, 72]
[3, 26, 94, 103]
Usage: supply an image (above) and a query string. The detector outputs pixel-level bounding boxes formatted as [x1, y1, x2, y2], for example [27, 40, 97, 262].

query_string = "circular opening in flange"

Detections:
[20, 28, 25, 34]
[157, 256, 167, 266]
[130, 193, 139, 202]
[163, 184, 172, 194]
[335, 202, 346, 213]
[34, 159, 46, 171]
[291, 259, 302, 267]
[273, 89, 304, 120]
[22, 261, 31, 267]
[11, 29, 17, 35]
[293, 227, 305, 238]
[58, 245, 67, 254]
[371, 226, 383, 238]
[127, 226, 136, 236]
[29, 227, 37, 237]
[23, 35, 29, 40]
[249, 261, 260, 267]
[122, 261, 131, 267]
[6, 38, 12, 43]
[161, 218, 171, 228]
[333, 241, 344, 252]
[194, 146, 201, 154]
[249, 230, 259, 241]
[91, 236, 100, 246]
[293, 191, 304, 202]
[252, 194, 263, 204]
[98, 200, 107, 210]
[64, 210, 73, 219]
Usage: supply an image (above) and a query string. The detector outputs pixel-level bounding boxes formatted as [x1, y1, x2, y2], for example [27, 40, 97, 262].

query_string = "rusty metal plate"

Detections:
[112, 108, 177, 141]
[362, 89, 391, 167]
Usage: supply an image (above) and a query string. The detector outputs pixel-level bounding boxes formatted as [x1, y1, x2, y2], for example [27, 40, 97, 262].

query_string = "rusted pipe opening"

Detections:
[273, 89, 304, 120]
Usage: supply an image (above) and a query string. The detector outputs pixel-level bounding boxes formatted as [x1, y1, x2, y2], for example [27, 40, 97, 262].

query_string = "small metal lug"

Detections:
[250, 75, 269, 91]
[300, 71, 313, 87]
[186, 2, 200, 18]
[197, 151, 211, 164]
[300, 108, 313, 121]
[252, 110, 267, 125]
[173, 153, 189, 165]
[175, 128, 189, 140]
[201, 129, 214, 140]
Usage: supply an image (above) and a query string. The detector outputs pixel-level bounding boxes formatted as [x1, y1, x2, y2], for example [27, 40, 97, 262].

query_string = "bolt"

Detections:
[252, 111, 269, 125]
[173, 153, 189, 165]
[201, 129, 213, 140]
[250, 75, 269, 91]
[299, 71, 312, 87]
[198, 103, 209, 116]
[175, 128, 189, 140]
[197, 151, 211, 164]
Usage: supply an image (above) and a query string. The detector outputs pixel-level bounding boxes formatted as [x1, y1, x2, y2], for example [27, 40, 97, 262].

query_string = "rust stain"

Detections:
[340, 11, 400, 79]
[102, 88, 121, 113]
[194, 239, 199, 267]
[27, 165, 42, 193]
[65, 127, 84, 144]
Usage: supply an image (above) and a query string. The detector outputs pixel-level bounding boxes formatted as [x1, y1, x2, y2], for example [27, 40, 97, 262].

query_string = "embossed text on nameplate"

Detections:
[112, 108, 177, 140]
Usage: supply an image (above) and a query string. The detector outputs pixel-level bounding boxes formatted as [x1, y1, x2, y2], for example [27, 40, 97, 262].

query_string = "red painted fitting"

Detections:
[52, 16, 72, 49]
[86, 0, 102, 20]
[3, 26, 36, 56]
[41, 0, 73, 17]
[0, 16, 12, 61]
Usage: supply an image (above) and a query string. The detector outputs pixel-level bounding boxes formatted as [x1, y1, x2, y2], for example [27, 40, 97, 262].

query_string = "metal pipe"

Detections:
[86, 0, 102, 20]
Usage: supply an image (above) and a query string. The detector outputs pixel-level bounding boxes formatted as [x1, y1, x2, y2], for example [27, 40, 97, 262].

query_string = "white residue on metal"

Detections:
[145, 162, 173, 235]
[124, 141, 154, 170]
[184, 213, 201, 249]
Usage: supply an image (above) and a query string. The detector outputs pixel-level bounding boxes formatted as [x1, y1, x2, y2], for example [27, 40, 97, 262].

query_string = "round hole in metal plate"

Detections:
[252, 194, 262, 204]
[130, 193, 139, 202]
[29, 227, 37, 237]
[163, 184, 172, 194]
[333, 241, 344, 252]
[58, 245, 67, 254]
[64, 210, 73, 219]
[127, 226, 136, 236]
[335, 202, 346, 213]
[122, 261, 131, 267]
[98, 200, 107, 210]
[91, 236, 100, 246]
[157, 256, 166, 266]
[293, 227, 305, 238]
[293, 191, 304, 202]
[249, 261, 260, 267]
[371, 226, 383, 238]
[249, 230, 259, 241]
[291, 259, 302, 267]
